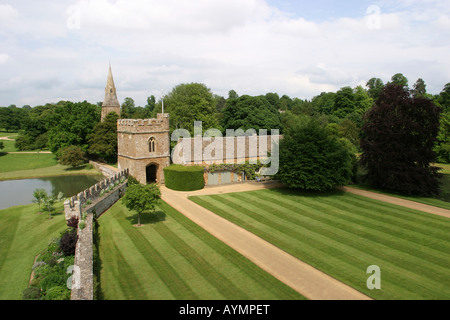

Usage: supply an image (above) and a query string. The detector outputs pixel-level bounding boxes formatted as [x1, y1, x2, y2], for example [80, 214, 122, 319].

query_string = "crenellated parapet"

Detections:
[64, 169, 129, 221]
[117, 114, 169, 133]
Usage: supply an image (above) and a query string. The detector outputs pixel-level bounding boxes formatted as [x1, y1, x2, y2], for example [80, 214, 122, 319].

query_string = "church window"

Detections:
[149, 137, 156, 153]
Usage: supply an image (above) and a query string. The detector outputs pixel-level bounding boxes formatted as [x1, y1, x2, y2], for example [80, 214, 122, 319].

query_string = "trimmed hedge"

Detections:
[164, 165, 205, 191]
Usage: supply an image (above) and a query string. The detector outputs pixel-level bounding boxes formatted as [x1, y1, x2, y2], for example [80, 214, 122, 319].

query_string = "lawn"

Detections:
[97, 200, 305, 300]
[190, 188, 450, 300]
[0, 202, 67, 300]
[0, 153, 58, 173]
[0, 139, 18, 153]
[0, 153, 103, 181]
[351, 163, 450, 210]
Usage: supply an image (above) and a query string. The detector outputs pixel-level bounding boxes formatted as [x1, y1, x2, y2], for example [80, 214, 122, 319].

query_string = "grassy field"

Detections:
[0, 153, 102, 181]
[97, 200, 306, 300]
[0, 153, 58, 174]
[190, 188, 450, 300]
[0, 202, 67, 300]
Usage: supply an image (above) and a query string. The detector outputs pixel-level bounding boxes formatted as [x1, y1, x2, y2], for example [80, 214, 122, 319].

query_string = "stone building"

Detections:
[101, 65, 121, 122]
[117, 115, 171, 185]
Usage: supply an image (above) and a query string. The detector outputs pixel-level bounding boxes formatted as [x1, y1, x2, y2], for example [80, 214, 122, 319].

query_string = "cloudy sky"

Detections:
[0, 0, 449, 107]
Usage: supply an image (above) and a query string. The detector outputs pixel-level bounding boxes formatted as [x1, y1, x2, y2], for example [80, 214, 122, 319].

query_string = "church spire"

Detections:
[101, 64, 121, 122]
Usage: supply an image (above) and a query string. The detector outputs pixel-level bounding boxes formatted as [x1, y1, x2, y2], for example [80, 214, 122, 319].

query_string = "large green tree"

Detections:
[366, 78, 385, 100]
[88, 112, 119, 163]
[164, 83, 220, 135]
[47, 101, 100, 155]
[222, 95, 282, 133]
[276, 117, 353, 191]
[360, 83, 442, 196]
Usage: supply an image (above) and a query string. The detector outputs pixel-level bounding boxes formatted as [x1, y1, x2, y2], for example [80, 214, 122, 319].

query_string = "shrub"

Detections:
[39, 273, 66, 292]
[66, 216, 79, 229]
[164, 165, 205, 191]
[22, 287, 41, 300]
[59, 229, 78, 256]
[45, 286, 70, 300]
[127, 175, 140, 186]
[79, 221, 86, 230]
[59, 145, 87, 168]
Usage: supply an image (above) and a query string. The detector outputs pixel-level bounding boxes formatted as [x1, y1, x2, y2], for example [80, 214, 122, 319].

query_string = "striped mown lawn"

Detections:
[0, 203, 67, 300]
[97, 200, 306, 300]
[189, 188, 450, 300]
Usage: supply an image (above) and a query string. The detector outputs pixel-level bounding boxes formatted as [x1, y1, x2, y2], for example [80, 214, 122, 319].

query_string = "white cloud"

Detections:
[0, 54, 9, 64]
[0, 0, 449, 107]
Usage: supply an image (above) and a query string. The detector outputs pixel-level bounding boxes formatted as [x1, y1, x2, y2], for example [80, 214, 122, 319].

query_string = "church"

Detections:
[100, 65, 170, 185]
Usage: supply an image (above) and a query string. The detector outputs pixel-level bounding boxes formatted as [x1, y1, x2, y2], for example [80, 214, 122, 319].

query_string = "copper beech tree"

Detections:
[360, 83, 442, 196]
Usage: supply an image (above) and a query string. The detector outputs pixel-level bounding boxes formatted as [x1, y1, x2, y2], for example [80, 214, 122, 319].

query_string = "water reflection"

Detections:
[0, 175, 104, 210]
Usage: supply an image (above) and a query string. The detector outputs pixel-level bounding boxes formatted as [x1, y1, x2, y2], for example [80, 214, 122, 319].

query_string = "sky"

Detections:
[0, 0, 449, 107]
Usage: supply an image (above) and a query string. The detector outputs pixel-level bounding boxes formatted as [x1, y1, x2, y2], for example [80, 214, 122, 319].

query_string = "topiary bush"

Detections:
[164, 165, 205, 191]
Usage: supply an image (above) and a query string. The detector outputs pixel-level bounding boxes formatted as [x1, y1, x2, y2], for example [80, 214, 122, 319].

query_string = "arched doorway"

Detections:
[146, 164, 158, 184]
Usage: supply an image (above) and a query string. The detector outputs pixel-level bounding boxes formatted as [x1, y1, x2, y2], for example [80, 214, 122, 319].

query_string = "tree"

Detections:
[222, 95, 281, 133]
[389, 73, 409, 89]
[121, 97, 135, 119]
[88, 112, 119, 163]
[366, 78, 385, 100]
[412, 78, 427, 97]
[43, 193, 57, 219]
[334, 86, 356, 118]
[311, 92, 336, 115]
[164, 83, 219, 135]
[122, 184, 161, 226]
[60, 145, 87, 168]
[276, 118, 353, 191]
[360, 83, 442, 196]
[47, 101, 100, 155]
[434, 111, 450, 163]
[145, 95, 156, 114]
[33, 188, 47, 212]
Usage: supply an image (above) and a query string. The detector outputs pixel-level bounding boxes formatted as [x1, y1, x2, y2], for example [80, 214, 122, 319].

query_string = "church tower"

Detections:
[101, 65, 121, 122]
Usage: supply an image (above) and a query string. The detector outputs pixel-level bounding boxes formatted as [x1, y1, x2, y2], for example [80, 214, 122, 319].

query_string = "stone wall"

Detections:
[64, 169, 128, 221]
[89, 160, 118, 178]
[70, 213, 94, 300]
[65, 168, 128, 300]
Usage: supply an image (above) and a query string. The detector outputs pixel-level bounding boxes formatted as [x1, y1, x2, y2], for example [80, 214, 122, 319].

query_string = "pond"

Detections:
[0, 175, 104, 210]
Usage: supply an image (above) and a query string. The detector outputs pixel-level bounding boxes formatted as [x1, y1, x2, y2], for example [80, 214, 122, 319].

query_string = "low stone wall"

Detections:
[89, 160, 118, 178]
[71, 213, 94, 300]
[64, 169, 128, 221]
[65, 168, 129, 300]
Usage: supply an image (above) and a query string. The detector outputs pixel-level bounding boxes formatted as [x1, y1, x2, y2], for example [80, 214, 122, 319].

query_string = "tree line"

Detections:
[1, 73, 449, 170]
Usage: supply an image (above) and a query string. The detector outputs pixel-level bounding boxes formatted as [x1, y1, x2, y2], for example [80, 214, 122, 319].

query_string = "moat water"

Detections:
[0, 175, 104, 210]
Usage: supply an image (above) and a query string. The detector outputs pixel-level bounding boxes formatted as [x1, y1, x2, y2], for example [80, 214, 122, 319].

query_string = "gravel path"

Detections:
[161, 181, 372, 300]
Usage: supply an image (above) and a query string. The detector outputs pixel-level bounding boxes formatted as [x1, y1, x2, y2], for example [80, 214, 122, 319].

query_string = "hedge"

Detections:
[164, 165, 205, 191]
